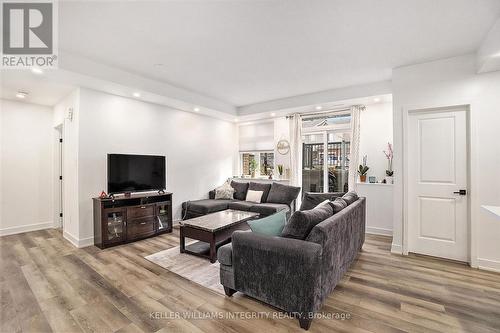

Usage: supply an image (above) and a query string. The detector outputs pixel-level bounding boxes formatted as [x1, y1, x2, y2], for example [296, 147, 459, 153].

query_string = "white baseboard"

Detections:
[366, 226, 393, 236]
[0, 221, 54, 236]
[391, 243, 403, 254]
[63, 231, 94, 248]
[476, 257, 500, 273]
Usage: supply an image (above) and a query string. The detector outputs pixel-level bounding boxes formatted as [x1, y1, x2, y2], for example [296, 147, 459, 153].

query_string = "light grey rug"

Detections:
[145, 241, 224, 295]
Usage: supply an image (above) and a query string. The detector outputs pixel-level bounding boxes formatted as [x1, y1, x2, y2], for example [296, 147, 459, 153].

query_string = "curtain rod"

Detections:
[285, 106, 356, 119]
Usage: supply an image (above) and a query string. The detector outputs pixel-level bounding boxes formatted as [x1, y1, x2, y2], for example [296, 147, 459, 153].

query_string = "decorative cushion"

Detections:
[266, 182, 301, 206]
[281, 203, 334, 240]
[246, 190, 264, 203]
[342, 191, 359, 205]
[248, 182, 272, 202]
[231, 181, 249, 200]
[316, 199, 330, 208]
[248, 211, 287, 236]
[329, 197, 348, 213]
[300, 192, 344, 210]
[214, 182, 235, 200]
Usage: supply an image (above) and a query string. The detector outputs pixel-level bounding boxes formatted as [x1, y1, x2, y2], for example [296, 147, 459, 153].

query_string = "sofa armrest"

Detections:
[231, 231, 322, 314]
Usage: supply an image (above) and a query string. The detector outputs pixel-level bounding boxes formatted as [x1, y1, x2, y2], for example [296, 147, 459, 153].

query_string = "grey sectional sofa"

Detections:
[181, 180, 301, 220]
[217, 192, 366, 330]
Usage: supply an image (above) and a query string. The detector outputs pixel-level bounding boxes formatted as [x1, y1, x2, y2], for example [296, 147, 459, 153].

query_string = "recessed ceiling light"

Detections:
[374, 97, 381, 102]
[132, 92, 141, 98]
[194, 107, 200, 112]
[16, 91, 28, 99]
[315, 106, 322, 111]
[234, 118, 239, 122]
[31, 67, 43, 75]
[270, 112, 276, 117]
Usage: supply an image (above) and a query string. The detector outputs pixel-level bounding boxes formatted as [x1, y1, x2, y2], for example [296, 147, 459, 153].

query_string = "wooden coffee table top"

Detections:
[180, 209, 259, 232]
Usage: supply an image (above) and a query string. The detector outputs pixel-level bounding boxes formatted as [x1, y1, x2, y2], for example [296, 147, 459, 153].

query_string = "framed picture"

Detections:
[369, 176, 376, 183]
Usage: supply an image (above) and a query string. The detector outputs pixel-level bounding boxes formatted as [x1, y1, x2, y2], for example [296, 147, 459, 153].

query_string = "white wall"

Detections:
[392, 54, 500, 272]
[359, 102, 393, 181]
[77, 88, 238, 242]
[356, 183, 393, 236]
[0, 100, 54, 235]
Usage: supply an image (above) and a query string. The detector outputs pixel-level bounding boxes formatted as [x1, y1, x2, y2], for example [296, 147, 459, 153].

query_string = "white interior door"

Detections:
[408, 108, 468, 262]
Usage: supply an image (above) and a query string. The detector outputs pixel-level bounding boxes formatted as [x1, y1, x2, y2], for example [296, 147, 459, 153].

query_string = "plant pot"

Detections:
[359, 175, 367, 182]
[251, 171, 256, 178]
[385, 176, 394, 184]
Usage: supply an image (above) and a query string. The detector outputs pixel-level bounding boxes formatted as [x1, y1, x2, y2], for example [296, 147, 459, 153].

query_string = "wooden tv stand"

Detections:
[93, 192, 173, 249]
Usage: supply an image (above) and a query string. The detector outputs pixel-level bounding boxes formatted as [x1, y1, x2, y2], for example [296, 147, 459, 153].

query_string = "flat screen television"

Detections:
[107, 154, 166, 194]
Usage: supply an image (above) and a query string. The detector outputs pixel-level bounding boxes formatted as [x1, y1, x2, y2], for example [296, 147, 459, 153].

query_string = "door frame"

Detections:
[402, 103, 476, 266]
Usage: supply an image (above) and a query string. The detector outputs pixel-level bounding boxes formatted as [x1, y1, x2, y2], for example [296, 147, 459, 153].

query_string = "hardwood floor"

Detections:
[1, 228, 499, 333]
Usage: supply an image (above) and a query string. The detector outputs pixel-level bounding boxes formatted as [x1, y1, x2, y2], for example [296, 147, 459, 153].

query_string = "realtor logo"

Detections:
[2, 1, 58, 68]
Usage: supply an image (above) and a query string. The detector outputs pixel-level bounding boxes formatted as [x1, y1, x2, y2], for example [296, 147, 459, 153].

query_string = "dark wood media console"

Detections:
[93, 192, 173, 249]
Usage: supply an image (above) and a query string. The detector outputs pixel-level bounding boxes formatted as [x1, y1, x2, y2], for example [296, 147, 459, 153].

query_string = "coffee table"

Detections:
[179, 209, 260, 263]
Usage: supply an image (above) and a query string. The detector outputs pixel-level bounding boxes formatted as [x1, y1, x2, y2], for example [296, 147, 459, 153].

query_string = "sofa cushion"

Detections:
[228, 201, 255, 211]
[281, 203, 334, 240]
[266, 182, 301, 206]
[300, 192, 344, 211]
[214, 182, 235, 200]
[342, 191, 359, 205]
[231, 181, 249, 200]
[217, 243, 233, 266]
[249, 203, 290, 217]
[329, 197, 348, 213]
[184, 199, 232, 215]
[248, 182, 272, 202]
[248, 211, 287, 236]
[245, 190, 264, 203]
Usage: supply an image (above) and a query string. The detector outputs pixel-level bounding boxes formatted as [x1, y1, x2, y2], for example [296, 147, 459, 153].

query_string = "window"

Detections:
[302, 112, 351, 193]
[241, 151, 274, 177]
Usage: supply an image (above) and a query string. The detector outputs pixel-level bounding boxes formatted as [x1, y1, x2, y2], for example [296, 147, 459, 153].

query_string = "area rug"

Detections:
[145, 241, 224, 294]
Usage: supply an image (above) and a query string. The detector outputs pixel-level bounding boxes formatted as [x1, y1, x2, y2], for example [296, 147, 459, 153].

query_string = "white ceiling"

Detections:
[58, 0, 500, 107]
[0, 70, 75, 106]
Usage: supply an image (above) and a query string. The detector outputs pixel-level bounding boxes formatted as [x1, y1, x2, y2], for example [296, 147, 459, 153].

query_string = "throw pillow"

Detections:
[300, 192, 344, 210]
[281, 203, 334, 240]
[214, 182, 234, 200]
[246, 190, 264, 203]
[248, 182, 272, 202]
[329, 197, 348, 213]
[248, 210, 287, 236]
[266, 182, 301, 206]
[342, 191, 359, 205]
[231, 181, 249, 200]
[316, 199, 331, 208]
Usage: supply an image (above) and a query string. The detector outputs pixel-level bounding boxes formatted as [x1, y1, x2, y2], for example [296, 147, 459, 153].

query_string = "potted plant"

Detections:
[383, 142, 394, 184]
[277, 164, 284, 179]
[358, 155, 369, 182]
[249, 159, 257, 178]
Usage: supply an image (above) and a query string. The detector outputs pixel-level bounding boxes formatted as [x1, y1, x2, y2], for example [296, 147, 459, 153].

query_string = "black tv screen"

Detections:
[107, 154, 166, 194]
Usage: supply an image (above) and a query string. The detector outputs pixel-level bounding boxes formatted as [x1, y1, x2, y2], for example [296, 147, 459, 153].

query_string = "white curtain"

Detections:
[348, 105, 363, 191]
[289, 114, 302, 188]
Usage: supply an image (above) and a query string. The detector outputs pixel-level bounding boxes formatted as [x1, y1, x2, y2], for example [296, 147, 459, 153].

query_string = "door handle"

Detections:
[453, 189, 467, 195]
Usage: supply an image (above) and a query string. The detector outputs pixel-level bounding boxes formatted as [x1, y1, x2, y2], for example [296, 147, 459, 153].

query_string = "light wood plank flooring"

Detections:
[1, 228, 500, 333]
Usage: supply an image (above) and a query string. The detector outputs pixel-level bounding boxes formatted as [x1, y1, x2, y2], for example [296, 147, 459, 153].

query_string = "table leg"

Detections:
[209, 234, 216, 263]
[180, 226, 185, 253]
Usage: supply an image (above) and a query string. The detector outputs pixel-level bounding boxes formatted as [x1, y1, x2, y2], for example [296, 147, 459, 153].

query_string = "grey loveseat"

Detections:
[181, 180, 301, 220]
[217, 193, 366, 330]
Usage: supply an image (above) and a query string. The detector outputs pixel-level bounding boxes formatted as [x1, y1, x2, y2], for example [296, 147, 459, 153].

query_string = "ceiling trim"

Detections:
[237, 80, 392, 115]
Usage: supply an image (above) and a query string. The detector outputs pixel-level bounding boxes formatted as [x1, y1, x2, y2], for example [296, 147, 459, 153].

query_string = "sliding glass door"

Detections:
[302, 112, 351, 193]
